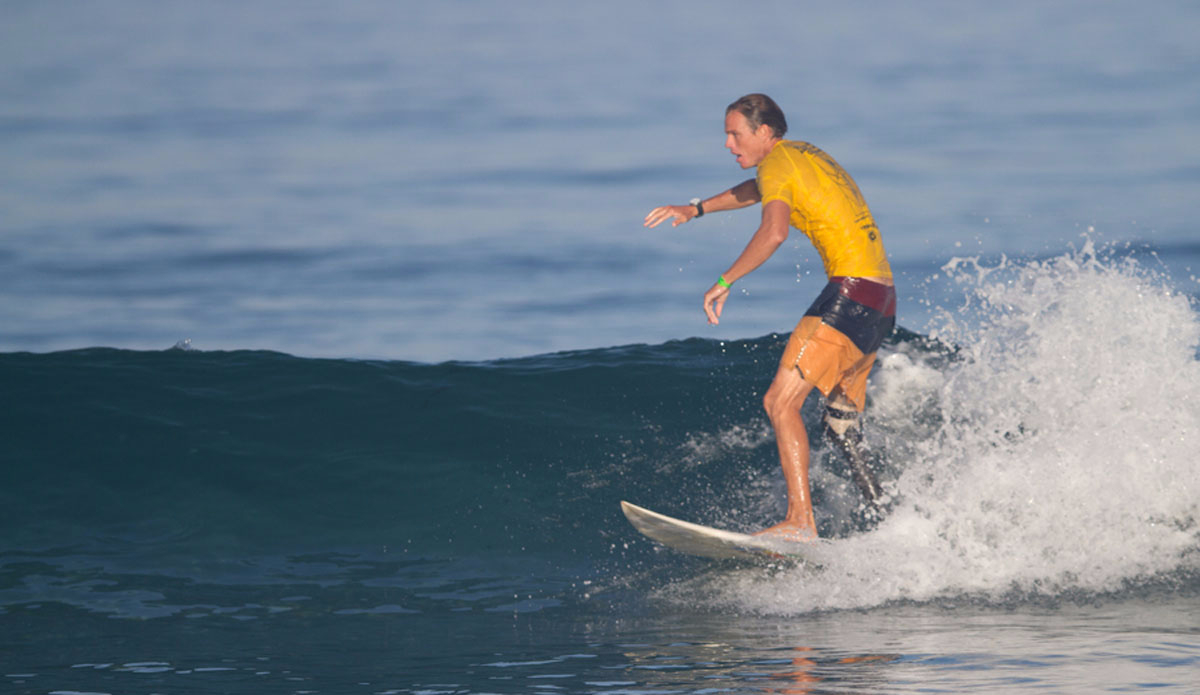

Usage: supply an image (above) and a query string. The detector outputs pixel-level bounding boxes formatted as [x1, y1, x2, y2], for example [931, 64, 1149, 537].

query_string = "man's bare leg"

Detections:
[756, 365, 818, 541]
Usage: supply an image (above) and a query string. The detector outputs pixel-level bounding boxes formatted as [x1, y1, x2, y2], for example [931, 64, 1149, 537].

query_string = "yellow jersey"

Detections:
[756, 140, 892, 279]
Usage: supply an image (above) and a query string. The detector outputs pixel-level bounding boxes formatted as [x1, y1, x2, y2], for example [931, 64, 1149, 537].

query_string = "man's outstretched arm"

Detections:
[643, 178, 761, 228]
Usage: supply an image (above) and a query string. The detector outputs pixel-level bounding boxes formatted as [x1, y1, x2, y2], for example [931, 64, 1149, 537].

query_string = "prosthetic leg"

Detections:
[823, 397, 883, 510]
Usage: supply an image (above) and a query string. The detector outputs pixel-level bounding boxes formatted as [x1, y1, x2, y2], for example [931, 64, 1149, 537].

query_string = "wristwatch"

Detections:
[689, 197, 705, 218]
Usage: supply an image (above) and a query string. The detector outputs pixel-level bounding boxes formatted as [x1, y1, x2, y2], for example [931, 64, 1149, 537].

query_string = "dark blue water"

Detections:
[1, 334, 804, 568]
[0, 336, 806, 691]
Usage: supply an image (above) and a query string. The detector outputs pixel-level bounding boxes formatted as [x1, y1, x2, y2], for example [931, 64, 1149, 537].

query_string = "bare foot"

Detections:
[754, 521, 817, 543]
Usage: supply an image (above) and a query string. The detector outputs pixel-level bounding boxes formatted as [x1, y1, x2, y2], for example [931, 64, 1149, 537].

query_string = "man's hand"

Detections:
[643, 205, 696, 228]
[703, 282, 730, 324]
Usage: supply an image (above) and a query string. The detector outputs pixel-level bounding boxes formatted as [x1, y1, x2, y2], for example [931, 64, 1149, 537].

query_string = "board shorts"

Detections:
[779, 276, 897, 412]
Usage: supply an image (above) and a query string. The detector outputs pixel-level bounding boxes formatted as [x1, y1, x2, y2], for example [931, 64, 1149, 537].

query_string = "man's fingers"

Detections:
[709, 294, 726, 324]
[643, 207, 669, 227]
[644, 205, 687, 228]
[703, 286, 729, 324]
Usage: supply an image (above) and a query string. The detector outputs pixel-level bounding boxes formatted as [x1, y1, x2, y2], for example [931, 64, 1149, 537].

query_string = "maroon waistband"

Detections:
[829, 276, 897, 316]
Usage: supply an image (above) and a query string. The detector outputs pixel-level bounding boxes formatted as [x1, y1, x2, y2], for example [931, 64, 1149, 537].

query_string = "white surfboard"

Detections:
[620, 500, 816, 562]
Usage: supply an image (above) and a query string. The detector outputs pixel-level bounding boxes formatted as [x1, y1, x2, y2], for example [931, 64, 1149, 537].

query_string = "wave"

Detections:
[2, 241, 1198, 614]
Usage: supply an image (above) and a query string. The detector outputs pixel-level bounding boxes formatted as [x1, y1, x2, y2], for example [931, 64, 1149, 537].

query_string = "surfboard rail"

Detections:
[620, 500, 814, 562]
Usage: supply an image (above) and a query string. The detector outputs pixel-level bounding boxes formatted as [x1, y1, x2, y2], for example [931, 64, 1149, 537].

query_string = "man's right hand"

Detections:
[643, 205, 696, 228]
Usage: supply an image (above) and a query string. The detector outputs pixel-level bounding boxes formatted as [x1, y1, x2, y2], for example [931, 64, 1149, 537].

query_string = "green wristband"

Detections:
[717, 275, 733, 289]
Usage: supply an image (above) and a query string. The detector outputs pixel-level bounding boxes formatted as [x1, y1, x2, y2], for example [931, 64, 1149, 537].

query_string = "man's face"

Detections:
[724, 111, 775, 169]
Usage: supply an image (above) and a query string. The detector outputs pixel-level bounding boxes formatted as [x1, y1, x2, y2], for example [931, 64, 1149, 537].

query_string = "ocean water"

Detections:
[3, 1, 1200, 694]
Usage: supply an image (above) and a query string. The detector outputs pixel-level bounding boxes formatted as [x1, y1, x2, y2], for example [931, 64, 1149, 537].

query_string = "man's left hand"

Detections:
[703, 283, 729, 324]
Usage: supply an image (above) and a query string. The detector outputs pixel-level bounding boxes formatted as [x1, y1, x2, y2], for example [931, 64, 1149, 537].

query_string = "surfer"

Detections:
[644, 93, 895, 541]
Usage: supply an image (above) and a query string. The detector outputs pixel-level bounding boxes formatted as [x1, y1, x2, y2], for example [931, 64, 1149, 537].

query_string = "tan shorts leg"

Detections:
[780, 316, 877, 412]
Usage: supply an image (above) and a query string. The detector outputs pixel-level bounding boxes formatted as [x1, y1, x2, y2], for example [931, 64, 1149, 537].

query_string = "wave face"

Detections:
[1, 332, 800, 569]
[2, 243, 1198, 617]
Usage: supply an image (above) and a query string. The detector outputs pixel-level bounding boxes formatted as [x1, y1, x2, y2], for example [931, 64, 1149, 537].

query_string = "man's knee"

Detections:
[763, 368, 812, 421]
[762, 388, 788, 422]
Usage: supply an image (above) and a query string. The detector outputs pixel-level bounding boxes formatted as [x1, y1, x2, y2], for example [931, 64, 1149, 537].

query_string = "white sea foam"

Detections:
[690, 241, 1200, 613]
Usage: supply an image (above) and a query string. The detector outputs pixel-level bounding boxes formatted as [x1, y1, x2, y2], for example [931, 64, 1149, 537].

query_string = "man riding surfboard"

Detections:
[644, 93, 895, 540]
